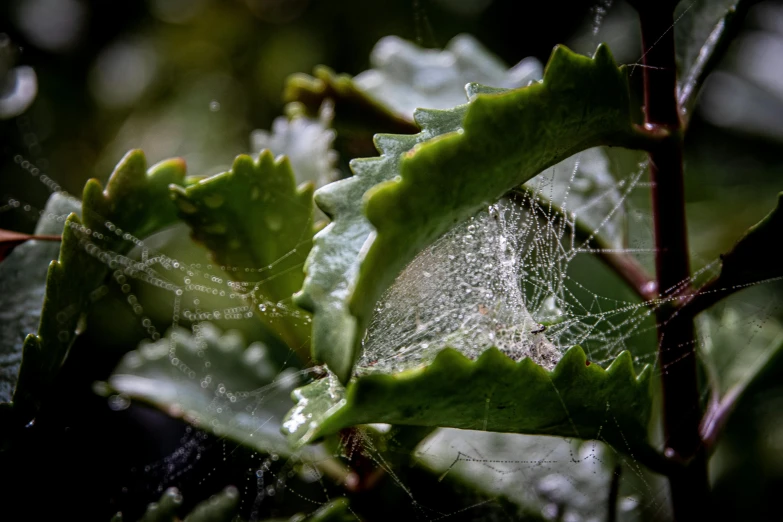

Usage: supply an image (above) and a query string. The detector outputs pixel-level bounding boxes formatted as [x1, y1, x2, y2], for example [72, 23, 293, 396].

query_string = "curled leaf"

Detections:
[299, 44, 639, 382]
[283, 346, 652, 453]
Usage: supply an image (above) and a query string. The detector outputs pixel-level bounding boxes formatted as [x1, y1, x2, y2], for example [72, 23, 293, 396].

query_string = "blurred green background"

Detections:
[1, 0, 783, 520]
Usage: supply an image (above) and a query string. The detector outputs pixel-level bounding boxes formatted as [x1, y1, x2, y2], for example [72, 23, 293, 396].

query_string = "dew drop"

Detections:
[203, 193, 224, 209]
[108, 394, 130, 411]
[265, 213, 282, 231]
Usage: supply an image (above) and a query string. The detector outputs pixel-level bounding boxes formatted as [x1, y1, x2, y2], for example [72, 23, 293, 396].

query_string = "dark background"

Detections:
[1, 1, 783, 520]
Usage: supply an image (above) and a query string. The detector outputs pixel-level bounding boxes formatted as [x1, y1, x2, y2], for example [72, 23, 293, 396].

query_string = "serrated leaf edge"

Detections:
[285, 345, 652, 449]
[10, 150, 186, 421]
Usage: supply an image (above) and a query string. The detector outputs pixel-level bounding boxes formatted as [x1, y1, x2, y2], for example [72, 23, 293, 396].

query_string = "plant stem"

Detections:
[607, 463, 622, 522]
[636, 5, 710, 519]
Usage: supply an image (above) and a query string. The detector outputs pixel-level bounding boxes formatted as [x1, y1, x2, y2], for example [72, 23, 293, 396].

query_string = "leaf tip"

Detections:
[605, 350, 636, 380]
[149, 156, 187, 183]
[232, 153, 257, 175]
[82, 178, 106, 208]
[592, 43, 617, 67]
[557, 345, 588, 368]
[113, 149, 148, 182]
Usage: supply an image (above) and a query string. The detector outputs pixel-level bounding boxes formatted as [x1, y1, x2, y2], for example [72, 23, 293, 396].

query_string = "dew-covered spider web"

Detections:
[3, 2, 783, 521]
[361, 147, 647, 376]
[2, 140, 676, 521]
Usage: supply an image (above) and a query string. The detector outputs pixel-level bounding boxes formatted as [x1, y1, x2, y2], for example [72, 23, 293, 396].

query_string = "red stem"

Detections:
[637, 5, 711, 519]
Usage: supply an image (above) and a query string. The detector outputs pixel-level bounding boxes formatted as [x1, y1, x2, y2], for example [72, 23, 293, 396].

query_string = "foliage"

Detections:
[171, 151, 315, 360]
[297, 43, 648, 383]
[283, 346, 651, 451]
[0, 193, 79, 404]
[111, 486, 239, 522]
[2, 150, 185, 424]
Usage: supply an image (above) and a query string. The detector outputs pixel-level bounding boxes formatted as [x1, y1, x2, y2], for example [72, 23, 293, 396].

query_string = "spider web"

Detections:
[3, 138, 670, 522]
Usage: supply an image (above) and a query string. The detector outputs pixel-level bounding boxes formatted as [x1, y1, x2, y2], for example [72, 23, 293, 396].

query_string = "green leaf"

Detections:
[111, 486, 238, 522]
[676, 0, 740, 87]
[260, 498, 352, 522]
[285, 65, 417, 160]
[698, 284, 783, 448]
[300, 43, 641, 382]
[698, 289, 783, 396]
[676, 0, 752, 118]
[0, 193, 80, 404]
[714, 192, 783, 288]
[171, 151, 314, 361]
[251, 102, 339, 189]
[350, 34, 542, 120]
[284, 34, 542, 160]
[106, 323, 348, 480]
[687, 192, 783, 318]
[417, 431, 620, 520]
[183, 487, 240, 522]
[282, 346, 652, 453]
[112, 482, 350, 521]
[110, 324, 295, 455]
[295, 498, 352, 522]
[111, 487, 182, 522]
[675, 0, 736, 76]
[10, 150, 186, 420]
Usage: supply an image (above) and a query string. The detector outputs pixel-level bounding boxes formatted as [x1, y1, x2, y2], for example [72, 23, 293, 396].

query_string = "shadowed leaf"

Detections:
[676, 0, 754, 116]
[0, 194, 80, 404]
[106, 323, 347, 479]
[285, 65, 417, 159]
[284, 34, 541, 160]
[715, 192, 783, 288]
[171, 151, 315, 361]
[9, 150, 186, 422]
[417, 431, 623, 521]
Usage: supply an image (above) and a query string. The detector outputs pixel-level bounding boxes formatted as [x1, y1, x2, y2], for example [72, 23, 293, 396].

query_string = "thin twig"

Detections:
[607, 463, 622, 522]
[0, 229, 62, 261]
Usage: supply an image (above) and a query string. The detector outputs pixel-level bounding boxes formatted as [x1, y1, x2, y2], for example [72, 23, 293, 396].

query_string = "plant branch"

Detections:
[635, 3, 710, 519]
[607, 463, 622, 522]
[631, 441, 684, 477]
[0, 229, 62, 262]
[508, 189, 657, 303]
